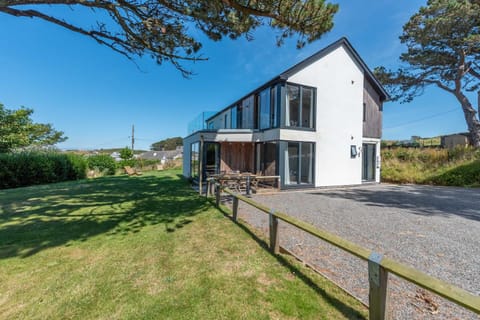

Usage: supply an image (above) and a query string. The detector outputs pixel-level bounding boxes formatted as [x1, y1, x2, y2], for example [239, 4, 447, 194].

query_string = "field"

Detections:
[0, 170, 366, 319]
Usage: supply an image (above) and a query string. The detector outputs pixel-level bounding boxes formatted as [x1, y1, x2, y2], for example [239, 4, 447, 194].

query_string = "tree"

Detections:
[0, 104, 67, 153]
[0, 1, 338, 77]
[150, 136, 183, 151]
[374, 0, 480, 147]
[119, 146, 134, 160]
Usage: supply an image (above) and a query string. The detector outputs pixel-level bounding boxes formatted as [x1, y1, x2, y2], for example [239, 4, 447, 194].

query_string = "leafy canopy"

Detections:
[150, 136, 182, 151]
[119, 146, 134, 160]
[0, 0, 339, 77]
[0, 104, 67, 153]
[375, 0, 480, 102]
[374, 0, 480, 146]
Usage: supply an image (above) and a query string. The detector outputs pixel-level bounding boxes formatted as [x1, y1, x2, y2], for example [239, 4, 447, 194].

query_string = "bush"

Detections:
[0, 152, 87, 189]
[86, 154, 116, 175]
[426, 161, 480, 187]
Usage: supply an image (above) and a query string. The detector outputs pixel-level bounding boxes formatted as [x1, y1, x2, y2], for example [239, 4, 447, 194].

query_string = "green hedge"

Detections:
[0, 152, 87, 189]
[86, 155, 116, 175]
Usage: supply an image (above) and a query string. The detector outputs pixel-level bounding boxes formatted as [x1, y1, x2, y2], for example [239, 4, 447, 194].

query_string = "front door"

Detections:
[362, 143, 376, 181]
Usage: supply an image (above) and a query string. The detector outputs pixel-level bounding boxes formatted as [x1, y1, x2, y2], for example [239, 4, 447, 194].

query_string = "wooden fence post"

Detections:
[232, 197, 239, 222]
[269, 210, 279, 254]
[368, 252, 388, 320]
[215, 185, 220, 207]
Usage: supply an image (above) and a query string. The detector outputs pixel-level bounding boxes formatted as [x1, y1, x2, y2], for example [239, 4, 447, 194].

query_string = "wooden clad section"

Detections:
[363, 78, 383, 138]
[220, 142, 255, 173]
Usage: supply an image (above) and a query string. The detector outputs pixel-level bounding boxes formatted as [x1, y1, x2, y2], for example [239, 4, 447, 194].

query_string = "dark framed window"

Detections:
[204, 142, 220, 177]
[231, 106, 237, 129]
[255, 142, 277, 176]
[281, 141, 314, 186]
[285, 84, 315, 129]
[236, 104, 243, 129]
[363, 103, 366, 122]
[190, 142, 199, 179]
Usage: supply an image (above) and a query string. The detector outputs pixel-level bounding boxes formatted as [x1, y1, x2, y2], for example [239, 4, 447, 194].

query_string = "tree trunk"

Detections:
[455, 91, 480, 148]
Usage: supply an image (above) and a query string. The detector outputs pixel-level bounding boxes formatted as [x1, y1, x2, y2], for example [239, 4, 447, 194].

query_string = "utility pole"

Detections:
[131, 124, 135, 153]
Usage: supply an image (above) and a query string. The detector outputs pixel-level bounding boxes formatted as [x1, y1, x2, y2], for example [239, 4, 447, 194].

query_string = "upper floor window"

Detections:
[285, 84, 315, 129]
[231, 106, 238, 129]
[257, 85, 278, 130]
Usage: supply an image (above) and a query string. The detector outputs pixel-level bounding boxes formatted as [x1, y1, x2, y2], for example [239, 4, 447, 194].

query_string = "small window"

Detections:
[363, 103, 366, 122]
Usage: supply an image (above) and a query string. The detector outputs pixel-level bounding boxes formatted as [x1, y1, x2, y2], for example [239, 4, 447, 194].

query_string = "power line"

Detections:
[384, 107, 458, 130]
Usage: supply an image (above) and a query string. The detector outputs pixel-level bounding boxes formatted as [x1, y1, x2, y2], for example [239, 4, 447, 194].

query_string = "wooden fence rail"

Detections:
[215, 185, 480, 320]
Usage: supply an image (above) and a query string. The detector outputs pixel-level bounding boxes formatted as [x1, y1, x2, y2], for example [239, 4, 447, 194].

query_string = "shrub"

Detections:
[0, 152, 87, 189]
[427, 161, 480, 187]
[86, 154, 116, 175]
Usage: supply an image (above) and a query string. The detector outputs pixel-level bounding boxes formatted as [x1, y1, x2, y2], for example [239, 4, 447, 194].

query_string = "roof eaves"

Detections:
[205, 37, 390, 124]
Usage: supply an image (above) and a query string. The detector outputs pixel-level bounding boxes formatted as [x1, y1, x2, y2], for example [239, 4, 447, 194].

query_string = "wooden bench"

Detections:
[124, 166, 142, 176]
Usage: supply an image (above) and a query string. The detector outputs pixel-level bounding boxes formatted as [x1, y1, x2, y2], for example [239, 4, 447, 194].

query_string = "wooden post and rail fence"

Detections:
[212, 184, 480, 320]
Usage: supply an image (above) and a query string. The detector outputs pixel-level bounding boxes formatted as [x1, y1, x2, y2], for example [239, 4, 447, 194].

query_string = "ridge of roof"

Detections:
[205, 37, 390, 122]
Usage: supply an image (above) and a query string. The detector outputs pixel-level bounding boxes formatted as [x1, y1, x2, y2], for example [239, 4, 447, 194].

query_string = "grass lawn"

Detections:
[0, 170, 367, 319]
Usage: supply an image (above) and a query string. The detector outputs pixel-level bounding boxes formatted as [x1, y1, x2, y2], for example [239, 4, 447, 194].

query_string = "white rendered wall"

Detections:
[288, 44, 365, 187]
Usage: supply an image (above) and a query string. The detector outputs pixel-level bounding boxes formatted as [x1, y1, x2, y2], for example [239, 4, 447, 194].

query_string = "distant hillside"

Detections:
[96, 148, 147, 155]
[150, 137, 183, 151]
[382, 136, 441, 148]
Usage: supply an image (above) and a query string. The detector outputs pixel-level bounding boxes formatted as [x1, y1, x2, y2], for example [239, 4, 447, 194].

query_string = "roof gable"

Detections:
[279, 37, 389, 101]
[206, 37, 389, 122]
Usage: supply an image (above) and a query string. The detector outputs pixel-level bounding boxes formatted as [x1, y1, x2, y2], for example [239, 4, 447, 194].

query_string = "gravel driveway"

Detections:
[232, 184, 480, 319]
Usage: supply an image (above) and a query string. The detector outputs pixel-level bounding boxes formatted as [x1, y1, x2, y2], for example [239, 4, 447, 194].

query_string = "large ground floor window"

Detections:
[204, 142, 220, 177]
[282, 141, 314, 186]
[190, 142, 199, 179]
[255, 142, 277, 176]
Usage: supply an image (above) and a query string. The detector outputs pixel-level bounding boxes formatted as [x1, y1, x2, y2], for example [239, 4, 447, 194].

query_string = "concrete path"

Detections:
[235, 184, 480, 319]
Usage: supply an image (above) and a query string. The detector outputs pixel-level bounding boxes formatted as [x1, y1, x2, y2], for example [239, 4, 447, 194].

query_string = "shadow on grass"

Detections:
[0, 173, 209, 259]
[212, 199, 366, 320]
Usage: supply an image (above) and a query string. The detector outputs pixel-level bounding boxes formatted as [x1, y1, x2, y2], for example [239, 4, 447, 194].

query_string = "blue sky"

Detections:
[0, 0, 473, 150]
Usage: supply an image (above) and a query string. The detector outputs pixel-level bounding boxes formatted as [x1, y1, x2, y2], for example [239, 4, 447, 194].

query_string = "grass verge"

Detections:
[381, 147, 480, 187]
[0, 170, 366, 319]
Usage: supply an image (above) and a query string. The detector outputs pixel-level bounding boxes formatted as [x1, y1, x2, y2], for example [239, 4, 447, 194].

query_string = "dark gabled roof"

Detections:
[279, 37, 390, 101]
[206, 37, 390, 122]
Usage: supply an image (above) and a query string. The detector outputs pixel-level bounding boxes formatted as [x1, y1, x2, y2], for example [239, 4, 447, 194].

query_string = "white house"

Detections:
[183, 37, 389, 189]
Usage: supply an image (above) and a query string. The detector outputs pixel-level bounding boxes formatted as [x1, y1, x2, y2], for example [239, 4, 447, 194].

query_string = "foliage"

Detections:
[0, 1, 339, 77]
[0, 171, 367, 319]
[86, 154, 116, 175]
[150, 136, 183, 151]
[0, 104, 67, 153]
[374, 0, 480, 147]
[426, 160, 480, 186]
[381, 146, 480, 186]
[119, 146, 134, 160]
[0, 151, 86, 189]
[117, 158, 137, 169]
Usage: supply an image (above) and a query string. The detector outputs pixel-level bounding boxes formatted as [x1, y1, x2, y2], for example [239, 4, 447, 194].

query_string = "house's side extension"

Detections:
[183, 37, 388, 189]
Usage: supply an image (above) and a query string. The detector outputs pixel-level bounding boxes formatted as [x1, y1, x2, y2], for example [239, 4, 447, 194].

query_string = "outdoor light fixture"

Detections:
[350, 145, 357, 158]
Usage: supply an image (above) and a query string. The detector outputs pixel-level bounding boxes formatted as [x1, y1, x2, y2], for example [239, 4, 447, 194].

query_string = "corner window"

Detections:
[285, 84, 315, 129]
